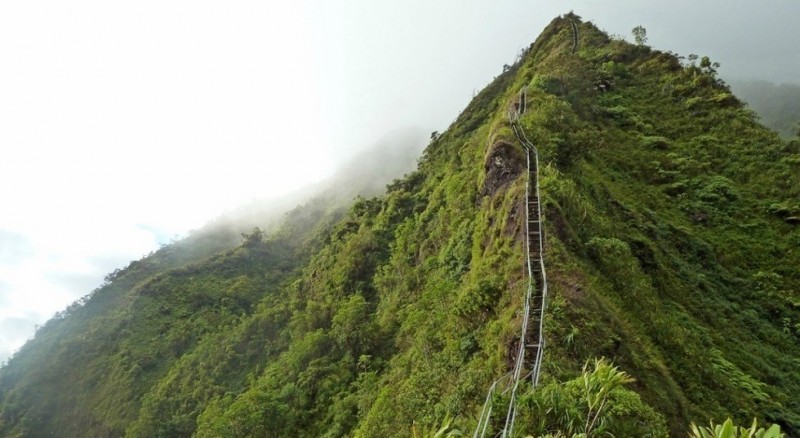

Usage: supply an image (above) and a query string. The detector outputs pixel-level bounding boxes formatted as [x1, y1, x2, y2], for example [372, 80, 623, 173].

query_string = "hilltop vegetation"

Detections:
[1, 14, 799, 437]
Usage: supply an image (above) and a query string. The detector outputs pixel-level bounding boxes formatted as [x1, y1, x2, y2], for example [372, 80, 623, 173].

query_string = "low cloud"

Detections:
[43, 272, 106, 299]
[0, 224, 164, 365]
[0, 230, 33, 265]
[0, 316, 37, 364]
[0, 280, 10, 308]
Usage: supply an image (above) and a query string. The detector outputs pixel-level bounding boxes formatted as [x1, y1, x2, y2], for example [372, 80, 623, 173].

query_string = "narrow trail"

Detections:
[570, 18, 579, 53]
[473, 16, 578, 438]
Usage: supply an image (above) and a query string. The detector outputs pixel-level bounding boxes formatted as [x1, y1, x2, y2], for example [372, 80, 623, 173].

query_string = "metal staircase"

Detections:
[474, 17, 576, 437]
[473, 87, 548, 438]
[513, 86, 547, 389]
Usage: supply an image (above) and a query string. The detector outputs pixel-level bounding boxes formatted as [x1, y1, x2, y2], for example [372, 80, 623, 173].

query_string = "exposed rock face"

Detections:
[482, 140, 524, 196]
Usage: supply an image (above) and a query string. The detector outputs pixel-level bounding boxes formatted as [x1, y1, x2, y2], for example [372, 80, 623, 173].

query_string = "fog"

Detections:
[1, 0, 798, 363]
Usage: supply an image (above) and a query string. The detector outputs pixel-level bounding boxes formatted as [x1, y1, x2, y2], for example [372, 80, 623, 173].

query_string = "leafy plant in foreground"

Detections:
[689, 418, 784, 438]
[519, 358, 667, 438]
[411, 415, 463, 438]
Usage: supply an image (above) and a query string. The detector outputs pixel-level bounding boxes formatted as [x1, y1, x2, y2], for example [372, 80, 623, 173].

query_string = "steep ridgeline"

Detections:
[474, 85, 550, 438]
[2, 13, 800, 437]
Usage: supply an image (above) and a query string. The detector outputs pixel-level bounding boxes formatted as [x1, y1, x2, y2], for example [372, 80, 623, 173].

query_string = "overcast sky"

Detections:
[1, 0, 798, 364]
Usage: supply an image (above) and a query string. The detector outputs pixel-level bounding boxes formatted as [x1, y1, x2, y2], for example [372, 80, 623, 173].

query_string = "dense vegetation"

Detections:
[1, 14, 798, 437]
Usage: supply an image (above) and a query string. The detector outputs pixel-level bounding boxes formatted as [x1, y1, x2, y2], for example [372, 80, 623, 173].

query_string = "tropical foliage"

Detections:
[689, 418, 784, 438]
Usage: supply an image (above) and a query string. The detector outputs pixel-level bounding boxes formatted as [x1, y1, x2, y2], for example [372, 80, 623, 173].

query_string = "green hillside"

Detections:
[1, 14, 799, 437]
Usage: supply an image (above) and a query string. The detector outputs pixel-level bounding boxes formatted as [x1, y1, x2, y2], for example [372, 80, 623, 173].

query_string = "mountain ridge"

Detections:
[1, 13, 799, 437]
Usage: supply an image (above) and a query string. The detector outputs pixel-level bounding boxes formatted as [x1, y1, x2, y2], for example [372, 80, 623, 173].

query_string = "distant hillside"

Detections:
[161, 126, 428, 266]
[1, 14, 798, 437]
[729, 79, 800, 139]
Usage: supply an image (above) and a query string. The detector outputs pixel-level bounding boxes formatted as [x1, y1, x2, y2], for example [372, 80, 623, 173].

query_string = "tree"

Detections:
[632, 26, 648, 45]
[240, 227, 263, 247]
[700, 56, 720, 75]
[331, 294, 374, 359]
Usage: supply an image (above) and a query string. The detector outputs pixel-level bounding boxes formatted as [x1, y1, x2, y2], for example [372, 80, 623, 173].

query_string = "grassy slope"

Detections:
[0, 201, 343, 437]
[192, 15, 800, 436]
[1, 14, 799, 437]
[518, 16, 800, 434]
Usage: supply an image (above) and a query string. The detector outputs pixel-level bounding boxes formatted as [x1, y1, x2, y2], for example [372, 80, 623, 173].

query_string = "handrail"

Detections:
[569, 18, 579, 54]
[503, 88, 549, 438]
[514, 103, 549, 390]
[474, 15, 576, 436]
[472, 373, 512, 438]
[474, 86, 549, 438]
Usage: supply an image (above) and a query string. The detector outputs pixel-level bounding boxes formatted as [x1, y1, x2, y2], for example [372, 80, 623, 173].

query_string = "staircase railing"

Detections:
[473, 87, 548, 438]
[473, 16, 576, 436]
